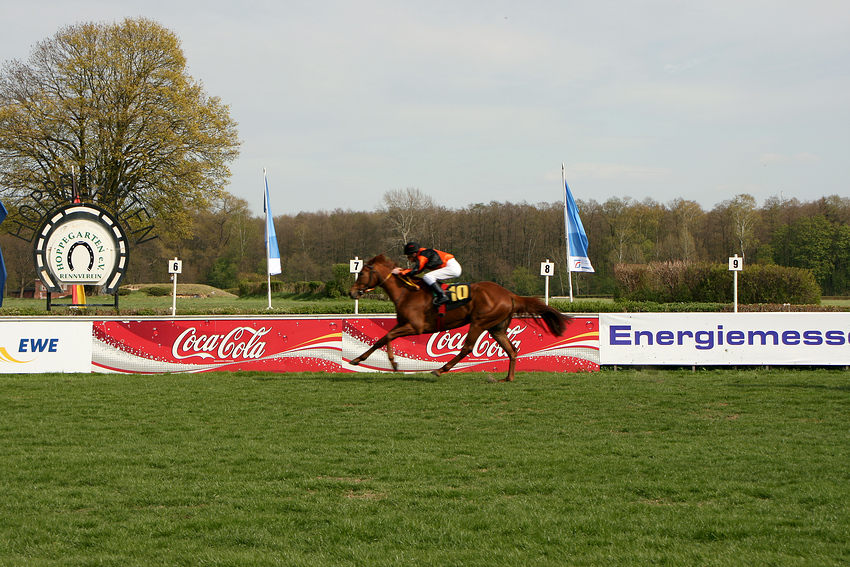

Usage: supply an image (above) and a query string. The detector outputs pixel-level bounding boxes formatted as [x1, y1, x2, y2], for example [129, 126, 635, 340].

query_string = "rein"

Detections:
[396, 274, 420, 290]
[361, 264, 394, 293]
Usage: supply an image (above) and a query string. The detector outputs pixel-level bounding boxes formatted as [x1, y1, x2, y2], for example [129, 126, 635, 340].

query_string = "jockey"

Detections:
[392, 242, 462, 306]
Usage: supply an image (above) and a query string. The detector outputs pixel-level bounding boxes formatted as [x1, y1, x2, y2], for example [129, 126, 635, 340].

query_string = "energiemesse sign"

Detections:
[601, 313, 850, 365]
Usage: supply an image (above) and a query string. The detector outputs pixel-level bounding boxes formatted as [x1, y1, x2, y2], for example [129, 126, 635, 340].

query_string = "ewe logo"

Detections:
[0, 346, 32, 364]
[0, 338, 59, 365]
[0, 322, 92, 374]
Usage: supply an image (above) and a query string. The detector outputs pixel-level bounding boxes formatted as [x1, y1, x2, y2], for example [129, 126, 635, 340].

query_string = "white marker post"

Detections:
[168, 258, 182, 316]
[350, 257, 363, 315]
[540, 259, 555, 305]
[729, 254, 742, 313]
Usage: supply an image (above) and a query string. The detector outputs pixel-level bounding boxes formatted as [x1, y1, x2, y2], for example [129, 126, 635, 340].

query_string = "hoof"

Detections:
[431, 369, 442, 377]
[350, 359, 361, 366]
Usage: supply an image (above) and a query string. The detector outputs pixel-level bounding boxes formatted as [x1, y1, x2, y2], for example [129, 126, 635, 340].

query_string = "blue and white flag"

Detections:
[264, 170, 282, 276]
[563, 167, 594, 273]
[0, 199, 6, 306]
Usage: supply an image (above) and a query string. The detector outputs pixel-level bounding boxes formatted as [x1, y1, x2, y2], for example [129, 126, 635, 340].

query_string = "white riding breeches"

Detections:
[422, 258, 462, 285]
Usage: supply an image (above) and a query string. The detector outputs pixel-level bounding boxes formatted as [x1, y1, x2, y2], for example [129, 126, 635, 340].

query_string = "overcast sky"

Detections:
[2, 1, 848, 216]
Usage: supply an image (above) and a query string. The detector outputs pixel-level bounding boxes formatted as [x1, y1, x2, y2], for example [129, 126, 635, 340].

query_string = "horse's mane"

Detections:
[368, 254, 422, 289]
[369, 254, 397, 268]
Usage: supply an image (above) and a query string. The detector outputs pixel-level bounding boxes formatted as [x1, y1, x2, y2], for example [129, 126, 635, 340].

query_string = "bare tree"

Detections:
[378, 187, 437, 252]
[668, 198, 704, 262]
[602, 197, 642, 263]
[727, 194, 760, 261]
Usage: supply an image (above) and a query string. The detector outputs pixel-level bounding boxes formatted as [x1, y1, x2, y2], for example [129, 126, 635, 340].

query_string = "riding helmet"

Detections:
[403, 242, 420, 255]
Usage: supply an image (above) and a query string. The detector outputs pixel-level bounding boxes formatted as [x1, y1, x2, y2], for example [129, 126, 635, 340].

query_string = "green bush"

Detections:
[237, 279, 326, 297]
[739, 264, 821, 305]
[614, 261, 821, 305]
[206, 258, 238, 290]
[512, 267, 543, 296]
[324, 264, 353, 299]
[144, 286, 171, 297]
[687, 264, 732, 303]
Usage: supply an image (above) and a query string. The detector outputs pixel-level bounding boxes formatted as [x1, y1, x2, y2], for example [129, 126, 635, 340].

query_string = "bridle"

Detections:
[354, 263, 393, 297]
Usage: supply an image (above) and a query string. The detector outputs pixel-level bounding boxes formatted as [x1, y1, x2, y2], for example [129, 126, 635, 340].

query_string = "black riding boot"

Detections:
[430, 282, 449, 306]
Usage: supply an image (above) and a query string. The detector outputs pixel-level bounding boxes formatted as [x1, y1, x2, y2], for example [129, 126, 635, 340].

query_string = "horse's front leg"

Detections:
[385, 341, 398, 371]
[349, 334, 391, 366]
[431, 326, 485, 377]
[350, 323, 416, 370]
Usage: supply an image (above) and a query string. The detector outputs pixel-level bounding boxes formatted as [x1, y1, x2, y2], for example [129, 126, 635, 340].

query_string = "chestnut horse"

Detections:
[348, 254, 572, 381]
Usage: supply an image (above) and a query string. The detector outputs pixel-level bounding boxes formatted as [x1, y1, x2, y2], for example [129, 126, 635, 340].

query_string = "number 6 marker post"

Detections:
[729, 254, 742, 313]
[350, 257, 363, 315]
[540, 259, 555, 305]
[168, 258, 182, 316]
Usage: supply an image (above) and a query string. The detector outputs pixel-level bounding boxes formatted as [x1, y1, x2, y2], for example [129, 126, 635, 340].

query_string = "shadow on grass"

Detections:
[326, 372, 441, 383]
[250, 371, 441, 383]
[727, 382, 850, 392]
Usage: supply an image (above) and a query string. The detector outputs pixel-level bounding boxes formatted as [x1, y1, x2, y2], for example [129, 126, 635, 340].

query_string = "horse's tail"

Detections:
[511, 295, 573, 337]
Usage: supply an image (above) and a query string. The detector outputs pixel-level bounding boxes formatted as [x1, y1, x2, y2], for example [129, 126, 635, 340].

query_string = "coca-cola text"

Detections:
[171, 326, 270, 360]
[426, 324, 525, 359]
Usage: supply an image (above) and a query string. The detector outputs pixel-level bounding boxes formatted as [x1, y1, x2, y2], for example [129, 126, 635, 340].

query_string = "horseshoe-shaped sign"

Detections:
[67, 241, 95, 272]
[34, 203, 128, 294]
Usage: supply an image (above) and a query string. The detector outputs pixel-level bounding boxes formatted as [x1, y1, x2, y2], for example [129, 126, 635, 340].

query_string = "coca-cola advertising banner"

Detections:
[92, 318, 346, 373]
[91, 316, 599, 374]
[342, 317, 599, 373]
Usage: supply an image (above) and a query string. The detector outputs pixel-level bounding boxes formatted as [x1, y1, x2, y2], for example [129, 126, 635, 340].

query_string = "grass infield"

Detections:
[0, 369, 847, 566]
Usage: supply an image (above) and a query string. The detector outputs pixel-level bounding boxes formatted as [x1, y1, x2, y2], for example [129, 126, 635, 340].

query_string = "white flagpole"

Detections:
[267, 273, 272, 310]
[265, 168, 272, 310]
[562, 163, 574, 303]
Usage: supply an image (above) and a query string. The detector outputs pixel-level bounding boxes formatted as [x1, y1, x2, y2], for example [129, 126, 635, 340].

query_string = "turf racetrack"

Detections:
[1, 369, 847, 566]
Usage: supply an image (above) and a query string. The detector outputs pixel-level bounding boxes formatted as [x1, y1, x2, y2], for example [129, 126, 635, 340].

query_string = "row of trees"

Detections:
[7, 188, 848, 299]
[285, 191, 850, 297]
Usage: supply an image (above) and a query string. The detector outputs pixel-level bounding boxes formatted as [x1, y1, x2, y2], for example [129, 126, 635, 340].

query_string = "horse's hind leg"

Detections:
[488, 320, 519, 382]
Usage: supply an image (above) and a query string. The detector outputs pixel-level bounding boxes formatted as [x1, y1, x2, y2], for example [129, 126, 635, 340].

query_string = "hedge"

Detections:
[613, 262, 821, 305]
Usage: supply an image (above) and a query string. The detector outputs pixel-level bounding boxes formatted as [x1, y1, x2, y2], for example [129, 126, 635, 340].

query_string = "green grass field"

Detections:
[0, 369, 847, 566]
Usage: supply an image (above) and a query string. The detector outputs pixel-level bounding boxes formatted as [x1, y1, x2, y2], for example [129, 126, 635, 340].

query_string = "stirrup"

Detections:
[429, 282, 448, 306]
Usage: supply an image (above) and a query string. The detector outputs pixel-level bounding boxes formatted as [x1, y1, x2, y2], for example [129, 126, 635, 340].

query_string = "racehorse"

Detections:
[348, 254, 573, 381]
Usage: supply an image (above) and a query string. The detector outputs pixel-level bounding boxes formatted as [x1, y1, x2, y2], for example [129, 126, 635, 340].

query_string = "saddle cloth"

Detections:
[437, 283, 471, 317]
